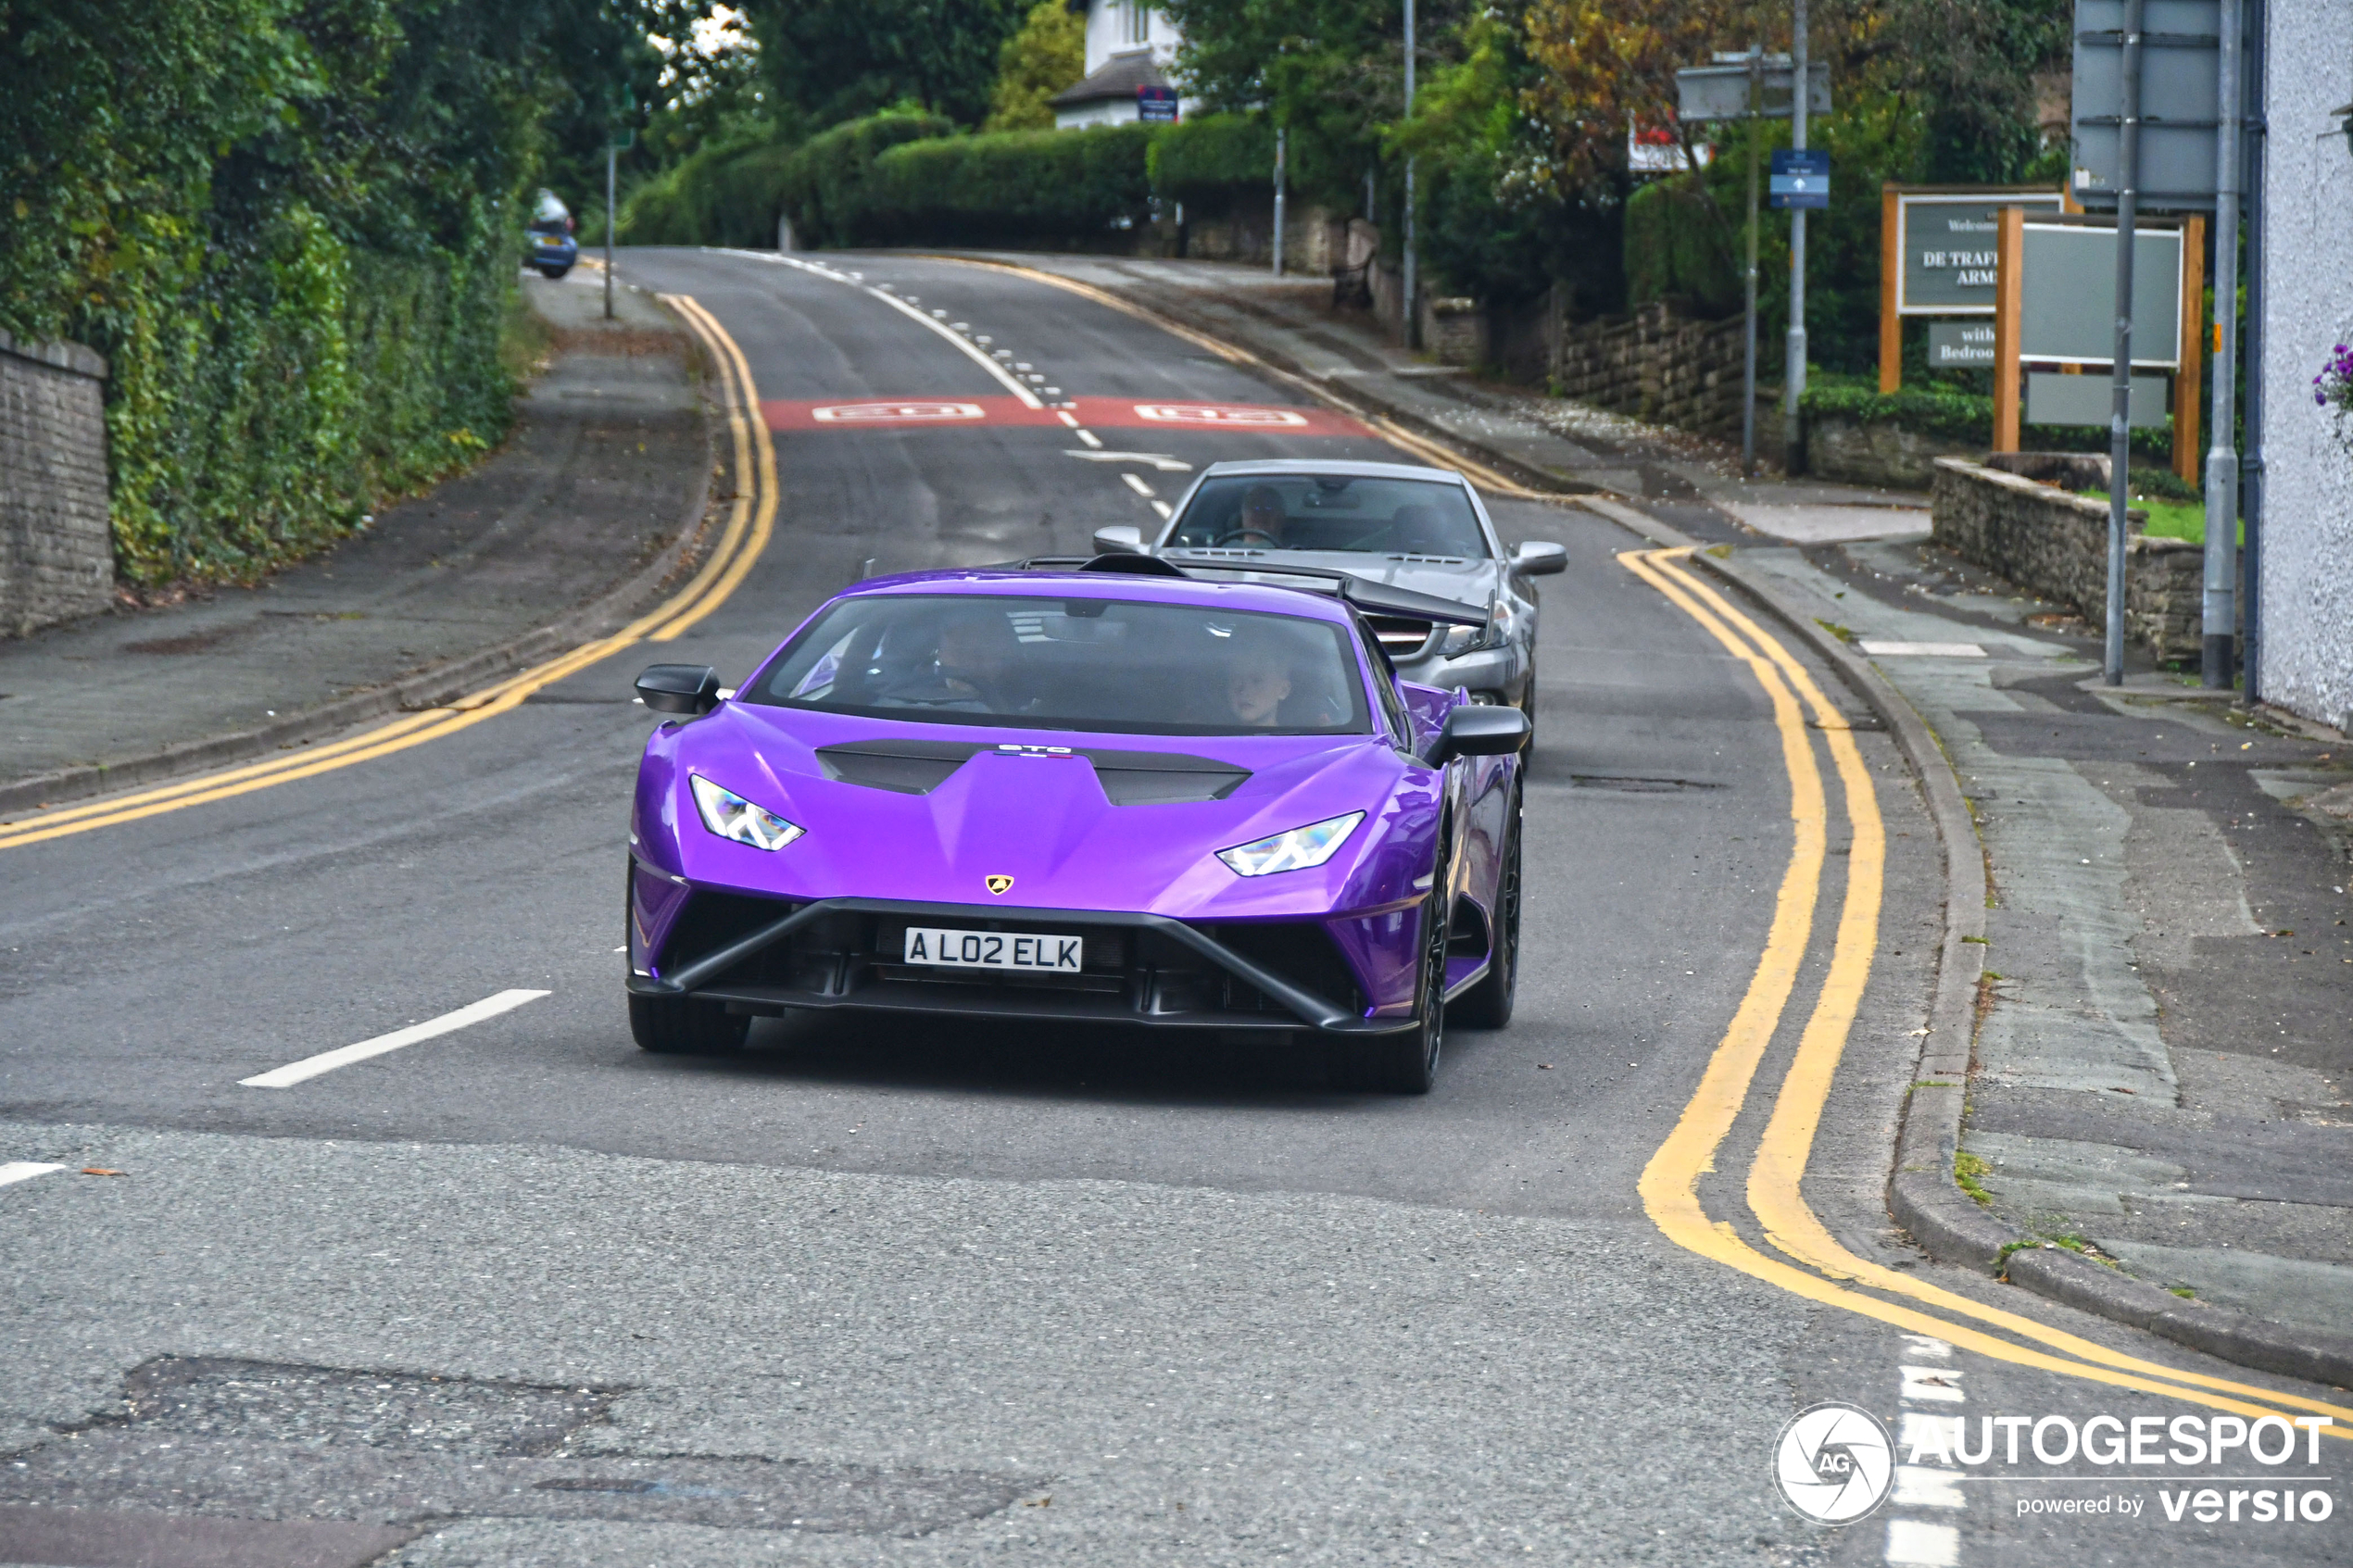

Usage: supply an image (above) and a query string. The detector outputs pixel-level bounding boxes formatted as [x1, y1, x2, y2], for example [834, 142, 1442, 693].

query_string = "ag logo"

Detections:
[984, 875, 1014, 896]
[1773, 1402, 1894, 1524]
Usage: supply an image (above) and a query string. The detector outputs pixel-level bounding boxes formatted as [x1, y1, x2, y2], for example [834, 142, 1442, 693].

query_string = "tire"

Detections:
[538, 264, 572, 280]
[1346, 829, 1452, 1094]
[628, 992, 749, 1054]
[1455, 781, 1523, 1029]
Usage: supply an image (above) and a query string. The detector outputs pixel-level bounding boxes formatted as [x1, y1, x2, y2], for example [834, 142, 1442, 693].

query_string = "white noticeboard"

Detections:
[2019, 220, 2183, 369]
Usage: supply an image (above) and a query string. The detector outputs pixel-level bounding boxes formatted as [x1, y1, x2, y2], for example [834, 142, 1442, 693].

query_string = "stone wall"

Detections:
[1808, 416, 1982, 490]
[1930, 456, 2205, 662]
[0, 332, 114, 636]
[1550, 301, 1746, 436]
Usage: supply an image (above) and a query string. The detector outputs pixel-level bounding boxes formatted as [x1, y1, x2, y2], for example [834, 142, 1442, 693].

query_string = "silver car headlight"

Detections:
[1216, 811, 1364, 877]
[691, 774, 804, 851]
[1438, 591, 1518, 658]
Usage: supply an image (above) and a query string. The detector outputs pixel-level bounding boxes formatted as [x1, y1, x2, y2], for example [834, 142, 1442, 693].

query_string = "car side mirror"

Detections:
[1091, 523, 1145, 555]
[635, 663, 722, 716]
[1428, 702, 1529, 765]
[1514, 540, 1568, 577]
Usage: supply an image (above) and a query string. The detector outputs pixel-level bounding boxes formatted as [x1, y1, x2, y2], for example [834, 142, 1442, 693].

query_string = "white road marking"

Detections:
[0, 1162, 66, 1189]
[1063, 450, 1190, 470]
[1858, 641, 1986, 659]
[1884, 1520, 1959, 1567]
[1121, 473, 1155, 497]
[716, 250, 1042, 408]
[1900, 1335, 1954, 1359]
[1898, 1365, 1965, 1403]
[1151, 500, 1173, 520]
[1074, 428, 1102, 448]
[240, 989, 550, 1088]
[1893, 1466, 1966, 1508]
[1054, 409, 1078, 427]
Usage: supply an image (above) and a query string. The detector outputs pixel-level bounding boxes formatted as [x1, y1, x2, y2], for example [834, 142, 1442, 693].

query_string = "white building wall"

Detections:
[2257, 0, 2353, 728]
[1083, 1, 1179, 74]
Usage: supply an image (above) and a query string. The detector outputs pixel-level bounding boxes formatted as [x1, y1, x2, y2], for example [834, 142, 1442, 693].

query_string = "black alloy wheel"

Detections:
[627, 993, 749, 1054]
[1349, 826, 1452, 1094]
[1455, 780, 1523, 1029]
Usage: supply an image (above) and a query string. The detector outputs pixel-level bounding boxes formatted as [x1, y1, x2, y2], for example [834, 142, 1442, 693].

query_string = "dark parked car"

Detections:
[1094, 459, 1567, 742]
[526, 189, 577, 280]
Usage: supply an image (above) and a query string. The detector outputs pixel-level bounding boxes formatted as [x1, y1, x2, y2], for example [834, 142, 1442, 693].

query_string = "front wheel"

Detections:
[628, 992, 748, 1054]
[1455, 781, 1522, 1029]
[1345, 831, 1452, 1094]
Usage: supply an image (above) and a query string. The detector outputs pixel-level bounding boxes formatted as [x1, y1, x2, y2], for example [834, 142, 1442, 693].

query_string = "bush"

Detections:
[1148, 115, 1275, 207]
[861, 123, 1155, 245]
[1623, 178, 1742, 318]
[776, 112, 959, 247]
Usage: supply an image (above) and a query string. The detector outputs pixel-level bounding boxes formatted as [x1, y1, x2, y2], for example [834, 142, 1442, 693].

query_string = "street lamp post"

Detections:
[1782, 0, 1808, 473]
[1402, 0, 1418, 349]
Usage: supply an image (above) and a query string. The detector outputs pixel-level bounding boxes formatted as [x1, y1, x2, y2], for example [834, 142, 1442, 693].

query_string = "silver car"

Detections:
[1093, 458, 1567, 734]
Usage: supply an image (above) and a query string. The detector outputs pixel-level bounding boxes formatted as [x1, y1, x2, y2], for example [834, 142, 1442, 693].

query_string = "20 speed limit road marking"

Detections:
[1621, 546, 2351, 1436]
[0, 295, 775, 854]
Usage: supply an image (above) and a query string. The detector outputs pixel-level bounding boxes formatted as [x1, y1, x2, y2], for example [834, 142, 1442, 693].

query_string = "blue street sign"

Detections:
[1138, 85, 1178, 124]
[1769, 149, 1830, 209]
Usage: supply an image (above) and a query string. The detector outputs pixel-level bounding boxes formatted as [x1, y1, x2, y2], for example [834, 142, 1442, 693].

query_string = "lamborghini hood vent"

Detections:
[813, 740, 1249, 804]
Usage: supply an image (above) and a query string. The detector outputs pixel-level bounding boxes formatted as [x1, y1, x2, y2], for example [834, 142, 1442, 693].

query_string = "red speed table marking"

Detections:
[762, 396, 1366, 437]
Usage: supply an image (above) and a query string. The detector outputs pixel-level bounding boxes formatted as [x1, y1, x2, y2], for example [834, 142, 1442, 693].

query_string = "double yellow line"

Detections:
[0, 295, 776, 854]
[1623, 546, 2352, 1433]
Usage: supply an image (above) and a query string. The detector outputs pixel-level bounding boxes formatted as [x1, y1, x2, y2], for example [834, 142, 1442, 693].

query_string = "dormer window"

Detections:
[1127, 1, 1151, 46]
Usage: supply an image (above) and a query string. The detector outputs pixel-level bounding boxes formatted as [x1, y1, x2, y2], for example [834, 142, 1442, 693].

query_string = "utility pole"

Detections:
[1781, 0, 1808, 473]
[1742, 47, 1763, 480]
[604, 140, 617, 321]
[2103, 0, 2145, 685]
[2239, 0, 2267, 702]
[1402, 0, 1418, 349]
[1273, 128, 1287, 278]
[2201, 0, 2243, 688]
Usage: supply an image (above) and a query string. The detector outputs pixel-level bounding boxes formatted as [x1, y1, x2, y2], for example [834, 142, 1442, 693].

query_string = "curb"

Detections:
[1060, 278, 2353, 1392]
[0, 301, 723, 821]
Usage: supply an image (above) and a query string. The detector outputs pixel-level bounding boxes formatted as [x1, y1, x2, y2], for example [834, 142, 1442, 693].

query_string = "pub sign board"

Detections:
[1138, 85, 1178, 123]
[1895, 189, 2069, 314]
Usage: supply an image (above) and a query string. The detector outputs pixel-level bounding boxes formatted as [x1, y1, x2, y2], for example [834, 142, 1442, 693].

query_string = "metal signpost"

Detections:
[1784, 0, 1809, 476]
[1272, 129, 1287, 278]
[2071, 0, 2232, 684]
[1402, 0, 1417, 349]
[1676, 51, 1830, 478]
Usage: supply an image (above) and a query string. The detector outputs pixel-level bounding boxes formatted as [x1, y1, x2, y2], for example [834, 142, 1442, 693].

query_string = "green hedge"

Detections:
[1623, 177, 1741, 318]
[103, 211, 517, 583]
[859, 123, 1156, 245]
[1800, 371, 2188, 469]
[1147, 114, 1274, 207]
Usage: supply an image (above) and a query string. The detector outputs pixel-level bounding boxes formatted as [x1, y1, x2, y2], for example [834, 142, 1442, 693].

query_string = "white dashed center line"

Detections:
[1120, 473, 1155, 497]
[240, 988, 550, 1088]
[1074, 428, 1102, 448]
[0, 1162, 66, 1189]
[1887, 1334, 1964, 1566]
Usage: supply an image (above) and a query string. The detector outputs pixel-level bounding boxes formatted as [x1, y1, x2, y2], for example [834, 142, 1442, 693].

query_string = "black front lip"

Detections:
[627, 895, 1417, 1035]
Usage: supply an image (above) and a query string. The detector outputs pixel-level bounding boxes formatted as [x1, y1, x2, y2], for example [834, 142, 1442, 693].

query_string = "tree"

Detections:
[741, 0, 1030, 131]
[1520, 0, 1764, 198]
[984, 0, 1086, 132]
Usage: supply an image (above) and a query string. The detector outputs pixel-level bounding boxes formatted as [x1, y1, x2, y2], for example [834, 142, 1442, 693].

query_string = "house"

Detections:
[2251, 0, 2353, 729]
[1050, 2, 1188, 130]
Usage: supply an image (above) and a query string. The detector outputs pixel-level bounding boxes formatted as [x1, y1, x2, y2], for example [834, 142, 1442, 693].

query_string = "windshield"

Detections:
[1166, 474, 1490, 559]
[747, 594, 1375, 737]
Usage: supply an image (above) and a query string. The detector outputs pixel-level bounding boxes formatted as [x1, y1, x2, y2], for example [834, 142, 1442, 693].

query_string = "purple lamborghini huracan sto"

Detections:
[624, 556, 1528, 1092]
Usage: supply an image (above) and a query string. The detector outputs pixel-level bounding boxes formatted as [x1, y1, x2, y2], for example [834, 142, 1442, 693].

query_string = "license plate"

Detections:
[902, 927, 1083, 972]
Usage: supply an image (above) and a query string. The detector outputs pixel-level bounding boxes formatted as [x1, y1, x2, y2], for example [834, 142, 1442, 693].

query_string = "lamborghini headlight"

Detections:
[691, 774, 803, 851]
[1216, 811, 1364, 877]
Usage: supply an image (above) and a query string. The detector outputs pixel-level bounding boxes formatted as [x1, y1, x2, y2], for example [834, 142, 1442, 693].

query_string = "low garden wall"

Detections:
[1550, 301, 1745, 435]
[0, 333, 114, 635]
[1930, 456, 2205, 663]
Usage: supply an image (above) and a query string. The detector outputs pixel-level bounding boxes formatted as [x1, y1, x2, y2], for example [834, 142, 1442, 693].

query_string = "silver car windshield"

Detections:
[748, 594, 1375, 736]
[1167, 475, 1490, 559]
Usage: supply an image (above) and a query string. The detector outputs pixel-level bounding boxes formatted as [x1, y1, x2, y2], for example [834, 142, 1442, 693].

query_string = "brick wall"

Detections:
[1, 333, 114, 635]
[1930, 457, 2205, 663]
[1549, 301, 1747, 436]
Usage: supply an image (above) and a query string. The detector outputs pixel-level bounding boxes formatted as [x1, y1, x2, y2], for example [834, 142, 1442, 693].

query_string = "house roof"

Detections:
[1048, 51, 1170, 109]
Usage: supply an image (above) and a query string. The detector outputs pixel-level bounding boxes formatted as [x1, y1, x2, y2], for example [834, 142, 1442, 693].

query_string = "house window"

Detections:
[1128, 2, 1151, 45]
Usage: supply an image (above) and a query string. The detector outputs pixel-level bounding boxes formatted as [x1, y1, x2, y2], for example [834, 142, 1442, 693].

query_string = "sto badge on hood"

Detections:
[985, 875, 1014, 896]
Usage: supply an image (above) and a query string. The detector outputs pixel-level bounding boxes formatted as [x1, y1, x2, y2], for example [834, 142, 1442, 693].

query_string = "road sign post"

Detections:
[1785, 0, 1810, 477]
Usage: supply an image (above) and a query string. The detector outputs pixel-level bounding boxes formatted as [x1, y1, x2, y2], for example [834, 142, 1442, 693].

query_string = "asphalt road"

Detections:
[1, 248, 2344, 1567]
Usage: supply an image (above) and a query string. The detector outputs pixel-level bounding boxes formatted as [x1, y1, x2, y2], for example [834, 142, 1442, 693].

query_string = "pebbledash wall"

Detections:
[2256, 0, 2353, 730]
[0, 332, 114, 636]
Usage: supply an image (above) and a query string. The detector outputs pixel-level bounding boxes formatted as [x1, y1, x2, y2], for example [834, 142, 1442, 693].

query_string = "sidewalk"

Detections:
[1012, 251, 2353, 1377]
[0, 271, 714, 811]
